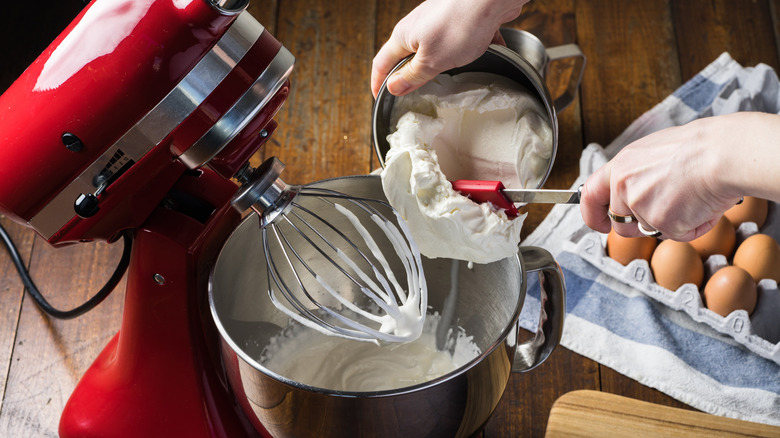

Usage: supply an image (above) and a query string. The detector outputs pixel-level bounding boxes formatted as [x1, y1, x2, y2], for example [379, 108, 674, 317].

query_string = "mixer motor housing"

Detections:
[0, 0, 295, 436]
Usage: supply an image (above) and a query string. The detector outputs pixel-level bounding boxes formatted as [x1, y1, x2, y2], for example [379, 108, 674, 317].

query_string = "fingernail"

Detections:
[388, 75, 412, 96]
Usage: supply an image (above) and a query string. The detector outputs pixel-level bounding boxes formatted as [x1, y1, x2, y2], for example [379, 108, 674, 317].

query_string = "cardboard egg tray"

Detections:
[568, 202, 780, 366]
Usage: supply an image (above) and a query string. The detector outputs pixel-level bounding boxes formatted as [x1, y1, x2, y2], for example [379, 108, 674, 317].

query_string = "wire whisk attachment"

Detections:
[231, 158, 427, 343]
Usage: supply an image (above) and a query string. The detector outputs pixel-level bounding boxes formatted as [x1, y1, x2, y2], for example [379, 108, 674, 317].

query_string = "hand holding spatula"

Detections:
[451, 180, 581, 218]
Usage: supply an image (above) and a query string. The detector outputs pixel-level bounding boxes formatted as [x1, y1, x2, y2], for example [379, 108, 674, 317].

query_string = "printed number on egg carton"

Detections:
[568, 220, 780, 366]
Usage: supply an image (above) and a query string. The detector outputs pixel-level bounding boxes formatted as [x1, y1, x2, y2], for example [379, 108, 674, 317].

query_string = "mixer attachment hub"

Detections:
[230, 157, 293, 220]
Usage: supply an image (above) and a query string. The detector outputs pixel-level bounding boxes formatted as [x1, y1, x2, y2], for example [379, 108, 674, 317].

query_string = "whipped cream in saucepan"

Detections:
[381, 72, 553, 264]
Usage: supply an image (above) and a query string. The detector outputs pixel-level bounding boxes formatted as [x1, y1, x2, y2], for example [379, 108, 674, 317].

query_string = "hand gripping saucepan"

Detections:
[231, 157, 427, 343]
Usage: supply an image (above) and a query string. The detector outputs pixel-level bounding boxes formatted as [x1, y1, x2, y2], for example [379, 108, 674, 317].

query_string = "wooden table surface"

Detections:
[1, 1, 779, 437]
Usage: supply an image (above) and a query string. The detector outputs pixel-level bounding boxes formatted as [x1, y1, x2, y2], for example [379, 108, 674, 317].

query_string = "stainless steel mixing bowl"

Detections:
[209, 175, 565, 438]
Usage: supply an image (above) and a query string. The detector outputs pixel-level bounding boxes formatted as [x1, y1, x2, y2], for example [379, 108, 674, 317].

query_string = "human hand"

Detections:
[371, 0, 528, 98]
[579, 115, 750, 241]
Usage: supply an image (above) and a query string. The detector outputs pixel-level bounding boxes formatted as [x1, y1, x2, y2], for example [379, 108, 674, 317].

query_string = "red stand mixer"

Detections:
[0, 0, 295, 435]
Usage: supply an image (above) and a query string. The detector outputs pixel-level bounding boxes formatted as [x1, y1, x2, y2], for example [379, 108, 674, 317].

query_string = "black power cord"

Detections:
[0, 222, 132, 319]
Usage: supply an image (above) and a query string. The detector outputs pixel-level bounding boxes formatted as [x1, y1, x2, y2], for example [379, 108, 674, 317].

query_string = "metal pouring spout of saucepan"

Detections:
[451, 179, 582, 218]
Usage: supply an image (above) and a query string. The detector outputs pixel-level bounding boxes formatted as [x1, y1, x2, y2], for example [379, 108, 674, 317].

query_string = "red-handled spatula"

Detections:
[451, 180, 581, 218]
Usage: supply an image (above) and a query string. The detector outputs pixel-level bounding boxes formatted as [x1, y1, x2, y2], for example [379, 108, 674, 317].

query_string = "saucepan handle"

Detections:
[546, 44, 586, 113]
[513, 246, 566, 372]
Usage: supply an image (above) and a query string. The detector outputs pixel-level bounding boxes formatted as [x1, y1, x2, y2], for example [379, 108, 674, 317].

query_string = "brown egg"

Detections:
[689, 216, 736, 260]
[650, 240, 704, 291]
[733, 233, 780, 283]
[724, 196, 768, 228]
[703, 266, 758, 316]
[606, 229, 658, 266]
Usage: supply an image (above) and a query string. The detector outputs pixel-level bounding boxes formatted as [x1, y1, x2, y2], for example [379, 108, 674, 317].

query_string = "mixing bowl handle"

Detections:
[513, 246, 566, 372]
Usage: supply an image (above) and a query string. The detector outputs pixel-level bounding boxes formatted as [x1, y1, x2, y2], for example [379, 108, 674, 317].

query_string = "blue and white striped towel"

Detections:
[519, 52, 780, 426]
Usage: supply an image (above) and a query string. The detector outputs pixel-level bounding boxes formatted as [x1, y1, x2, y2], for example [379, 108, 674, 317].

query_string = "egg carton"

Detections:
[567, 207, 780, 366]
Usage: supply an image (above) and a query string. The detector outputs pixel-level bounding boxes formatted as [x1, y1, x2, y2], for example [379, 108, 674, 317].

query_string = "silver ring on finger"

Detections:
[608, 209, 636, 224]
[638, 222, 662, 238]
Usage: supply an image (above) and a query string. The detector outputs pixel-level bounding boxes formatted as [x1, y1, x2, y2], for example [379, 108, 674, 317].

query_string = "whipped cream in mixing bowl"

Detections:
[260, 313, 481, 392]
[381, 72, 553, 264]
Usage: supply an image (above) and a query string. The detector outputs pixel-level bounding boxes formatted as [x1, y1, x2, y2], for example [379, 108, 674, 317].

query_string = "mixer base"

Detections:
[58, 170, 266, 438]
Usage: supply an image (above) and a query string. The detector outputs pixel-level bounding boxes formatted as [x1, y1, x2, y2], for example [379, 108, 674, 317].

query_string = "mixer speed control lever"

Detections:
[74, 193, 99, 218]
[74, 181, 108, 218]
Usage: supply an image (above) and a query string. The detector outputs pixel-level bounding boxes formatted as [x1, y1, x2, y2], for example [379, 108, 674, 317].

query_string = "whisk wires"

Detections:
[260, 188, 427, 343]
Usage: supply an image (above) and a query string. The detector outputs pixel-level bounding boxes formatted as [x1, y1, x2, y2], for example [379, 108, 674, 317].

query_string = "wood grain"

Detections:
[0, 218, 31, 410]
[373, 0, 420, 171]
[264, 0, 378, 183]
[0, 236, 125, 436]
[484, 347, 601, 437]
[546, 390, 780, 437]
[672, 0, 780, 79]
[576, 0, 681, 147]
[246, 0, 278, 33]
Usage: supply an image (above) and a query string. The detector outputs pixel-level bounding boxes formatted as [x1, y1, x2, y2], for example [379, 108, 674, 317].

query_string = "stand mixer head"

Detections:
[0, 0, 293, 246]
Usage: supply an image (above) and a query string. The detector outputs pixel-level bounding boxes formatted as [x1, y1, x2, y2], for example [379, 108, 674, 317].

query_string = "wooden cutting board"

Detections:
[545, 390, 780, 437]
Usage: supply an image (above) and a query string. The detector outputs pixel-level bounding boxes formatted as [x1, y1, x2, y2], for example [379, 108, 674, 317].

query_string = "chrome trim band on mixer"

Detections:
[29, 12, 265, 240]
[178, 46, 294, 170]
